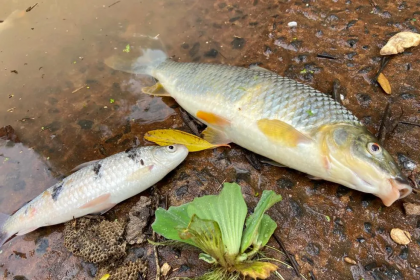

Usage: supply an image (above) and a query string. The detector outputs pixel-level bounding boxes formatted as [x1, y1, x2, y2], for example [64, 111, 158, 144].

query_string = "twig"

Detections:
[378, 102, 391, 145]
[309, 271, 317, 280]
[153, 231, 161, 280]
[179, 108, 200, 136]
[108, 1, 121, 8]
[373, 56, 390, 82]
[332, 79, 342, 104]
[399, 121, 420, 127]
[316, 53, 337, 60]
[26, 3, 38, 12]
[273, 232, 301, 278]
[244, 151, 262, 171]
[72, 84, 87, 93]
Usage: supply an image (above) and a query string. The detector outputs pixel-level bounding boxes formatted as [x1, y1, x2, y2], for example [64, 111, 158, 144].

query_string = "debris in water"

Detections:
[125, 196, 152, 245]
[390, 228, 411, 245]
[403, 203, 420, 216]
[377, 73, 391, 94]
[380, 31, 420, 55]
[161, 262, 171, 276]
[344, 257, 357, 265]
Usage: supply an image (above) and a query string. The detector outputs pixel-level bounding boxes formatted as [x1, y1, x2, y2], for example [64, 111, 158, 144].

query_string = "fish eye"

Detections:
[166, 145, 176, 153]
[367, 142, 382, 155]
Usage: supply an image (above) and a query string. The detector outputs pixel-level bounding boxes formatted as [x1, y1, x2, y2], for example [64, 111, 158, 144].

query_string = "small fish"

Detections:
[105, 49, 412, 207]
[0, 144, 188, 247]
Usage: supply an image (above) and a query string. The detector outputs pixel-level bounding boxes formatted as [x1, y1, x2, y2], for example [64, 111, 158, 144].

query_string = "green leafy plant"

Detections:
[152, 182, 282, 279]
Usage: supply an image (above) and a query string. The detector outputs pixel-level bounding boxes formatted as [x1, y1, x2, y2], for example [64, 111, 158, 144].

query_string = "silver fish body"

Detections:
[0, 144, 188, 247]
[105, 49, 412, 206]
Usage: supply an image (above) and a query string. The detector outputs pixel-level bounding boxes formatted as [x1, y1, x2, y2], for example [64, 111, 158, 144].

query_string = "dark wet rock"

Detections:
[290, 199, 303, 217]
[204, 49, 218, 58]
[361, 116, 371, 125]
[333, 219, 346, 240]
[347, 39, 358, 48]
[301, 255, 314, 266]
[231, 37, 245, 49]
[126, 196, 152, 245]
[13, 180, 26, 191]
[365, 262, 378, 271]
[362, 45, 369, 50]
[327, 14, 339, 22]
[399, 93, 415, 99]
[346, 206, 353, 212]
[126, 246, 146, 262]
[35, 237, 49, 255]
[81, 262, 97, 277]
[276, 178, 295, 189]
[356, 237, 366, 243]
[356, 93, 371, 108]
[249, 21, 258, 26]
[417, 219, 420, 229]
[336, 186, 350, 197]
[263, 45, 272, 57]
[77, 119, 94, 130]
[179, 264, 190, 272]
[229, 16, 241, 22]
[399, 247, 409, 260]
[0, 125, 20, 142]
[364, 222, 372, 234]
[290, 40, 303, 51]
[361, 194, 376, 207]
[105, 133, 123, 144]
[188, 42, 200, 57]
[234, 166, 251, 184]
[175, 185, 188, 197]
[397, 153, 417, 171]
[385, 246, 393, 254]
[293, 55, 307, 63]
[376, 227, 385, 234]
[358, 66, 372, 74]
[12, 276, 28, 280]
[306, 243, 321, 256]
[346, 20, 357, 29]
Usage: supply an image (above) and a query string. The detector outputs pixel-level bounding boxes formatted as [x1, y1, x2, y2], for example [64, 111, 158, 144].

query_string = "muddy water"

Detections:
[0, 0, 419, 279]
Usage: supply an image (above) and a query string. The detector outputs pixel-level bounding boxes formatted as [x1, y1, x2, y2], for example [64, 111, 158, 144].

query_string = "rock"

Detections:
[403, 203, 420, 215]
[390, 228, 411, 245]
[0, 125, 20, 142]
[161, 262, 171, 276]
[204, 49, 218, 58]
[231, 37, 245, 49]
[77, 120, 94, 130]
[125, 196, 152, 244]
[397, 153, 417, 171]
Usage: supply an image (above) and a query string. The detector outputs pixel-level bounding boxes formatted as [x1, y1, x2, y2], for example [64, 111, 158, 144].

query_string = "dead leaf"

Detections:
[144, 129, 229, 152]
[99, 274, 110, 280]
[161, 262, 171, 276]
[390, 228, 411, 245]
[234, 261, 278, 279]
[380, 31, 420, 55]
[403, 202, 420, 215]
[377, 73, 392, 94]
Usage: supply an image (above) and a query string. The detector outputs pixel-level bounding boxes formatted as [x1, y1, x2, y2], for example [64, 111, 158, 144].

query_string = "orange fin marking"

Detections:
[257, 119, 313, 147]
[196, 111, 230, 126]
[80, 193, 112, 209]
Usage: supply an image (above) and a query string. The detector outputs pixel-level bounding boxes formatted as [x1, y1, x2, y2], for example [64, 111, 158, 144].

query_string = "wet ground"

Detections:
[1, 0, 420, 279]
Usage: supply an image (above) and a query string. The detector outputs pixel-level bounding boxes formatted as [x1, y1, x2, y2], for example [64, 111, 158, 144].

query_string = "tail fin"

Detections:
[104, 48, 167, 76]
[0, 213, 12, 248]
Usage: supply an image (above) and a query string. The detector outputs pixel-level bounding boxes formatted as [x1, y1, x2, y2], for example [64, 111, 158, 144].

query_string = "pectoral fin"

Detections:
[201, 126, 231, 145]
[79, 193, 116, 214]
[257, 119, 313, 147]
[142, 82, 170, 96]
[196, 111, 230, 127]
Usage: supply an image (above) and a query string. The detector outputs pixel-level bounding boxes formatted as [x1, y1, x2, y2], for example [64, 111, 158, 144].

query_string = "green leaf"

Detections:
[240, 190, 282, 253]
[152, 204, 196, 246]
[187, 182, 247, 257]
[180, 215, 226, 266]
[256, 214, 277, 248]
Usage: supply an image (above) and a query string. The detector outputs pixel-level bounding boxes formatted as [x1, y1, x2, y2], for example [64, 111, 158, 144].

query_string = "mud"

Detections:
[1, 0, 420, 279]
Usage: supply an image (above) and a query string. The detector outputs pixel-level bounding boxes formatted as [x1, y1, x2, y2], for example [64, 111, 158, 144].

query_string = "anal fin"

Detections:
[201, 126, 231, 145]
[16, 227, 39, 236]
[142, 82, 171, 97]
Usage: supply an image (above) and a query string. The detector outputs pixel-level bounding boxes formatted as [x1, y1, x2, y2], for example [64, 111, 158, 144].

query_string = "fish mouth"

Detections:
[380, 177, 412, 207]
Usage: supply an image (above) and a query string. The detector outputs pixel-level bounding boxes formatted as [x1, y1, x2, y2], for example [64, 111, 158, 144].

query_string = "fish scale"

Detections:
[156, 61, 360, 132]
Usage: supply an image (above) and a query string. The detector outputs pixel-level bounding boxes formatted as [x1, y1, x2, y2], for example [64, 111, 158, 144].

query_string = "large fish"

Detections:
[0, 144, 188, 247]
[105, 49, 412, 207]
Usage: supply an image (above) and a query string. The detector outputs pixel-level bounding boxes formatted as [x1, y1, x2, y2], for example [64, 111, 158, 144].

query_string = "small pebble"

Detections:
[344, 257, 357, 265]
[161, 263, 171, 276]
[288, 21, 297, 27]
[403, 203, 420, 215]
[390, 228, 411, 245]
